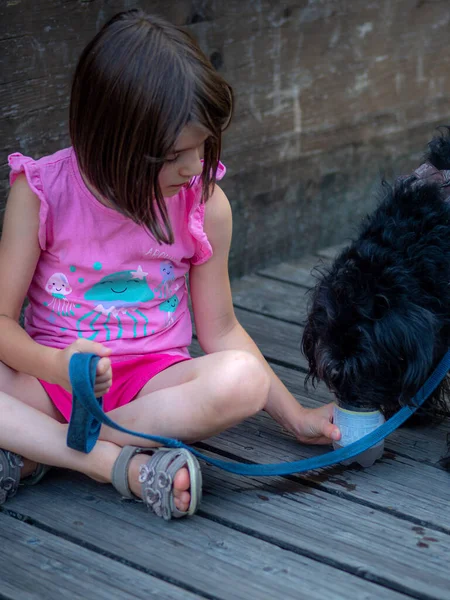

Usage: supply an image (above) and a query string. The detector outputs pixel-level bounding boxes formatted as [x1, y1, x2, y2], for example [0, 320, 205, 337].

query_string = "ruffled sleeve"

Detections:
[8, 153, 48, 250]
[188, 161, 226, 265]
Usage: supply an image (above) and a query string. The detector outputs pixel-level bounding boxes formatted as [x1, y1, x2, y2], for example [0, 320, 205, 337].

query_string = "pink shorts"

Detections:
[40, 353, 190, 422]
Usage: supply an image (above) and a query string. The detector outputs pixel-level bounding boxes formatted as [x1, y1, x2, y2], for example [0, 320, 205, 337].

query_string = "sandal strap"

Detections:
[139, 448, 201, 520]
[23, 464, 51, 487]
[111, 446, 202, 520]
[111, 446, 145, 499]
[0, 451, 23, 505]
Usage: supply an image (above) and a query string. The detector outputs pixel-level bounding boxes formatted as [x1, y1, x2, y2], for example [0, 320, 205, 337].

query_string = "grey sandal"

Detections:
[0, 449, 51, 505]
[23, 463, 52, 486]
[111, 446, 202, 521]
[0, 450, 23, 505]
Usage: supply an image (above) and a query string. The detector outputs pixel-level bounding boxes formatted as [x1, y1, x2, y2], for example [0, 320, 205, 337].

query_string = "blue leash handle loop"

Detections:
[67, 349, 450, 476]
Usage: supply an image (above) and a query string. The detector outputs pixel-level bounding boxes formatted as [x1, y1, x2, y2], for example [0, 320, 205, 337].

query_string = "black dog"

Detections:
[302, 128, 450, 468]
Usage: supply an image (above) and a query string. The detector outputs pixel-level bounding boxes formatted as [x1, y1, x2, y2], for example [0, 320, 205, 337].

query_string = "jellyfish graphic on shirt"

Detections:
[44, 273, 75, 320]
[76, 265, 155, 341]
[159, 294, 179, 327]
[155, 260, 177, 299]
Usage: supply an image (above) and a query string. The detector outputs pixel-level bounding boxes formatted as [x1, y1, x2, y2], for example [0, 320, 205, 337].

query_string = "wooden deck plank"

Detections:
[200, 470, 450, 600]
[257, 255, 329, 288]
[200, 411, 450, 531]
[191, 342, 450, 531]
[3, 243, 449, 600]
[5, 466, 449, 600]
[225, 256, 450, 598]
[3, 482, 408, 600]
[232, 274, 309, 325]
[228, 308, 307, 369]
[255, 244, 346, 288]
[190, 272, 450, 600]
[189, 336, 450, 544]
[0, 513, 201, 600]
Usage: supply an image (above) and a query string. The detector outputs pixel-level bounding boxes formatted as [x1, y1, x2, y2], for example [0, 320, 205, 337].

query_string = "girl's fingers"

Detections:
[321, 419, 341, 441]
[95, 371, 112, 383]
[93, 356, 112, 397]
[95, 379, 111, 390]
[96, 357, 112, 376]
[94, 384, 111, 397]
[73, 339, 112, 357]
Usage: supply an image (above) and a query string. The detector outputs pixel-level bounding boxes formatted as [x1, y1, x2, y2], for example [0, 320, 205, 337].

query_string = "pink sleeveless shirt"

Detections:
[8, 148, 225, 362]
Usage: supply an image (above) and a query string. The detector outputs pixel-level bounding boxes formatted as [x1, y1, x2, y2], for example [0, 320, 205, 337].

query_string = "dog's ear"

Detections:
[374, 303, 437, 399]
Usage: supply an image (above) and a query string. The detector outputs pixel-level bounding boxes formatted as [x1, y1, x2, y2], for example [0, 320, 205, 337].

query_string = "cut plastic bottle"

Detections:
[332, 404, 385, 467]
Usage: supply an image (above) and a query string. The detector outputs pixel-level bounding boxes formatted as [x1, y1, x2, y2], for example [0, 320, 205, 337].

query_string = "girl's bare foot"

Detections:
[128, 453, 191, 512]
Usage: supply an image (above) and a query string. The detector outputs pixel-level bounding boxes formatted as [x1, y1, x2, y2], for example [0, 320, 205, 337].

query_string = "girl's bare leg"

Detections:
[0, 362, 65, 477]
[102, 350, 269, 445]
[0, 389, 193, 508]
[0, 350, 270, 510]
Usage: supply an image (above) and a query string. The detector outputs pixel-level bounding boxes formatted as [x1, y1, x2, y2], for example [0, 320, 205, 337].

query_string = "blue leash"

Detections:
[67, 349, 450, 475]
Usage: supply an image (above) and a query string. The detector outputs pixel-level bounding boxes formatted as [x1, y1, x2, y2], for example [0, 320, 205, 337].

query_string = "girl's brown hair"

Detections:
[70, 10, 233, 244]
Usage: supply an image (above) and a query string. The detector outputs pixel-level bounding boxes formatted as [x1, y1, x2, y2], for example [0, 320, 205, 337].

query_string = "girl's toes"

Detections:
[128, 457, 192, 514]
[173, 466, 190, 491]
[174, 490, 191, 512]
[173, 467, 191, 511]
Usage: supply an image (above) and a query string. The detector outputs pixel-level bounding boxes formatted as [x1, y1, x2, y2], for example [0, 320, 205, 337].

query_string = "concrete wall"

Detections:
[2, 0, 450, 277]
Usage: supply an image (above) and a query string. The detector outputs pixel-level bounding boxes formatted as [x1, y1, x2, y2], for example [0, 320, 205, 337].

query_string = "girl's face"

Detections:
[159, 123, 209, 197]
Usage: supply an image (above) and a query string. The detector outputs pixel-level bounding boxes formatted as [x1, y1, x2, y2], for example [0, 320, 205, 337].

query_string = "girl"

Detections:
[0, 10, 340, 520]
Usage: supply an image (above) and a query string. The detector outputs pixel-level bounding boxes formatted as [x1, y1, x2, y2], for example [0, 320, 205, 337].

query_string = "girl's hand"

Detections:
[51, 339, 113, 397]
[294, 404, 341, 445]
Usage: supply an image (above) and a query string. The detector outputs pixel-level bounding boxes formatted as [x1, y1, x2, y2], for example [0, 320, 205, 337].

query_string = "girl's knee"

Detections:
[220, 350, 270, 413]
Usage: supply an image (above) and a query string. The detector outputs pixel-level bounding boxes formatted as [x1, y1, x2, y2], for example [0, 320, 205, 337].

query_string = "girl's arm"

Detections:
[189, 184, 340, 445]
[0, 174, 59, 381]
[0, 175, 111, 393]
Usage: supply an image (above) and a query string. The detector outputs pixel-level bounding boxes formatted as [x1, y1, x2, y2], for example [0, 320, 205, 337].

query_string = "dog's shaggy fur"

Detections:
[302, 129, 450, 467]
